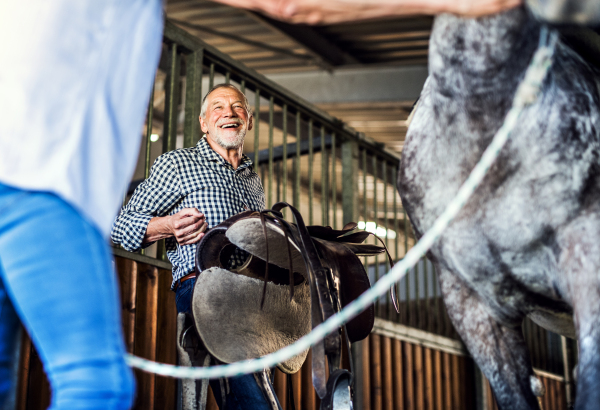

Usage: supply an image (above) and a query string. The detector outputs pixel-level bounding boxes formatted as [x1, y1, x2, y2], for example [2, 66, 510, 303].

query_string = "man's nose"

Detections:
[222, 105, 237, 117]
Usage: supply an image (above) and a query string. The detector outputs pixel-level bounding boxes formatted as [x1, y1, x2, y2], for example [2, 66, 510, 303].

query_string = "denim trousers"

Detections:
[0, 183, 135, 409]
[176, 278, 282, 410]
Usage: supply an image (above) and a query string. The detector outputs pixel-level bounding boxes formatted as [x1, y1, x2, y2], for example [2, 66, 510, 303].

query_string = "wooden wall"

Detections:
[13, 255, 569, 410]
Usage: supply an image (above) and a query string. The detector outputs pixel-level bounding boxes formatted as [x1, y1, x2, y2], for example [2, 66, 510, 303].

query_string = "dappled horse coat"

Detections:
[399, 5, 600, 410]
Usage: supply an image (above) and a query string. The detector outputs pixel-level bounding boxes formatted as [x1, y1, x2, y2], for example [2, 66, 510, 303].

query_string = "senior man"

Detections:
[112, 83, 280, 410]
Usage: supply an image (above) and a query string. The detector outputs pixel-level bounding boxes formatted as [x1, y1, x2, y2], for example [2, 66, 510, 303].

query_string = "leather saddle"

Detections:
[192, 202, 393, 407]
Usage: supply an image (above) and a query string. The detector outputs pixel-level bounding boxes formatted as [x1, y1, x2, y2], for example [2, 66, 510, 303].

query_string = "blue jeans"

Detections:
[176, 278, 281, 410]
[0, 183, 135, 409]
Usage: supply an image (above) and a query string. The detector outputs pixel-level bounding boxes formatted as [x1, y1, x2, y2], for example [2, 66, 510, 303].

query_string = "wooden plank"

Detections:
[15, 331, 31, 410]
[291, 367, 302, 410]
[414, 344, 425, 409]
[451, 354, 460, 410]
[301, 350, 315, 410]
[274, 369, 287, 409]
[153, 268, 178, 409]
[132, 265, 159, 410]
[381, 336, 393, 410]
[424, 347, 434, 410]
[392, 339, 404, 410]
[404, 341, 414, 410]
[433, 349, 443, 410]
[442, 352, 451, 410]
[370, 334, 383, 410]
[207, 386, 219, 410]
[360, 337, 371, 410]
[115, 257, 137, 352]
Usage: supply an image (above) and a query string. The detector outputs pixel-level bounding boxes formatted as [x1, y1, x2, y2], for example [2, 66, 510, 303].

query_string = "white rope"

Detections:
[125, 27, 558, 380]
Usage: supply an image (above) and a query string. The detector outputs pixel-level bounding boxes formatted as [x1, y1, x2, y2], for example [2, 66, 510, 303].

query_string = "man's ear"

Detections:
[247, 115, 253, 131]
[199, 115, 209, 134]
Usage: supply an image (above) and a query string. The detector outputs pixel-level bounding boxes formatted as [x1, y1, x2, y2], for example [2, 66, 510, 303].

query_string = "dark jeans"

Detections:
[175, 277, 281, 410]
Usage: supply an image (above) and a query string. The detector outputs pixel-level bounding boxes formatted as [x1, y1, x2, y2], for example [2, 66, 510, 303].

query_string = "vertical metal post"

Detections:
[208, 63, 215, 89]
[561, 335, 574, 407]
[393, 169, 400, 323]
[254, 88, 260, 170]
[341, 140, 358, 225]
[163, 43, 181, 154]
[372, 155, 380, 316]
[282, 104, 288, 215]
[294, 112, 301, 208]
[225, 71, 230, 84]
[321, 126, 328, 226]
[308, 119, 314, 225]
[383, 161, 389, 319]
[183, 49, 203, 148]
[144, 84, 156, 179]
[268, 96, 274, 207]
[362, 149, 368, 270]
[331, 133, 336, 229]
[405, 211, 410, 326]
[160, 43, 180, 261]
[240, 79, 246, 94]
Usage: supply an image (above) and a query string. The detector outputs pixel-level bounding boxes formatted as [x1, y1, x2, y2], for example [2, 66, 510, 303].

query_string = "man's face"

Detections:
[199, 88, 253, 150]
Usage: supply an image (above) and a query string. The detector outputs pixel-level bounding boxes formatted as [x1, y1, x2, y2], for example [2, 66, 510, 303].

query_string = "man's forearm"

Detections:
[143, 216, 174, 244]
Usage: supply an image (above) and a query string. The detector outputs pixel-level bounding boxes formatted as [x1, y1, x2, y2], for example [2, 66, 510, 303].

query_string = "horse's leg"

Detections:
[557, 215, 600, 410]
[436, 265, 541, 410]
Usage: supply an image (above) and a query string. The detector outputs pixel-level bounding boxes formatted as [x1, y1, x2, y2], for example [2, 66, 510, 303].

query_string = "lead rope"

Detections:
[125, 26, 558, 380]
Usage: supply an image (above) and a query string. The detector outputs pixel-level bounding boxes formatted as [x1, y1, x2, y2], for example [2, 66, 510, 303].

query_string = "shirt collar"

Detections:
[196, 137, 253, 172]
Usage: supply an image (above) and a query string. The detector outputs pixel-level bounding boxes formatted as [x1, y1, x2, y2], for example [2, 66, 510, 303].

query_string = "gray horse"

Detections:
[399, 3, 600, 409]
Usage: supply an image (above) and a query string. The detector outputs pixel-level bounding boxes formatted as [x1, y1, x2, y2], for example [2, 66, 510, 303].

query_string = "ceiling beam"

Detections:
[247, 12, 360, 67]
[266, 65, 428, 104]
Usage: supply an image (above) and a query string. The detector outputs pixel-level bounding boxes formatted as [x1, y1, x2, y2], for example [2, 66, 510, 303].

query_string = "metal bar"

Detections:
[331, 133, 337, 229]
[342, 139, 358, 226]
[308, 119, 314, 225]
[393, 169, 400, 323]
[183, 49, 204, 148]
[424, 258, 430, 333]
[282, 104, 288, 216]
[414, 258, 420, 329]
[383, 160, 389, 320]
[372, 154, 380, 317]
[254, 88, 260, 171]
[294, 112, 301, 208]
[362, 149, 368, 274]
[225, 70, 230, 84]
[321, 126, 327, 226]
[268, 96, 274, 207]
[163, 43, 180, 154]
[208, 63, 215, 90]
[144, 84, 155, 179]
[405, 214, 410, 327]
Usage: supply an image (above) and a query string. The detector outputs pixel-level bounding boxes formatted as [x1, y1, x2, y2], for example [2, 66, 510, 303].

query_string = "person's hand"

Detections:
[167, 208, 208, 245]
[209, 0, 523, 25]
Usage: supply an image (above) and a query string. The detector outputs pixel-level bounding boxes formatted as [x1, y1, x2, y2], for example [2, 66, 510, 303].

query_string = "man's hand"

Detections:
[143, 208, 208, 245]
[209, 0, 522, 24]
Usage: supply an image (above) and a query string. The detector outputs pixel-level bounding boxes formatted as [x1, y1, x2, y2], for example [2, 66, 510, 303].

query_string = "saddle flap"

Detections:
[192, 267, 311, 374]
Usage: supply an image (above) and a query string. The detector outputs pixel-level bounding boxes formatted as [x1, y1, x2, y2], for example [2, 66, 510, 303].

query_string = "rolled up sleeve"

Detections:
[111, 153, 181, 251]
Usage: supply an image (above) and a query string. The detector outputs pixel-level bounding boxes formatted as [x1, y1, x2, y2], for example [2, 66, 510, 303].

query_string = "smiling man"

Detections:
[112, 84, 278, 410]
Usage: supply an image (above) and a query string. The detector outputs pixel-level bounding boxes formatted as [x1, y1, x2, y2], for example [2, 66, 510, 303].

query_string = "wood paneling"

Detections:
[13, 255, 569, 410]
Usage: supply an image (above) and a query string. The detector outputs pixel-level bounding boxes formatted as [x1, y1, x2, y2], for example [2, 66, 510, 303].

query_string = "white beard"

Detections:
[213, 128, 246, 150]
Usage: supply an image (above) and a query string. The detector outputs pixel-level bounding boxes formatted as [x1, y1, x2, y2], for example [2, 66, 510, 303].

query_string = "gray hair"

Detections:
[199, 83, 251, 118]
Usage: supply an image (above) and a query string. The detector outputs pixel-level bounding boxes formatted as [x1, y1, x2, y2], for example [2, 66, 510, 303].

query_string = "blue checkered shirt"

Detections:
[111, 137, 265, 288]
